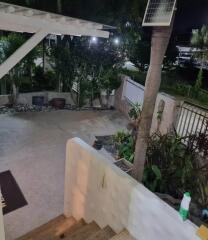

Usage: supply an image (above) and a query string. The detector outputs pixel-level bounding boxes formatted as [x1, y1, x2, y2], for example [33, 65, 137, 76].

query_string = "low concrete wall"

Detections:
[17, 92, 47, 105]
[115, 75, 181, 134]
[64, 138, 199, 240]
[0, 95, 10, 106]
[47, 92, 74, 105]
[0, 92, 75, 106]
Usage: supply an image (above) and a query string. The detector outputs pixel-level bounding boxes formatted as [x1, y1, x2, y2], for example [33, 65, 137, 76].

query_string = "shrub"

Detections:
[113, 131, 135, 163]
[128, 103, 142, 120]
[145, 130, 208, 207]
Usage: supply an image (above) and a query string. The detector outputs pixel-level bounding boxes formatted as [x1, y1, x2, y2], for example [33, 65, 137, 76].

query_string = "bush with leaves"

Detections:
[144, 130, 208, 208]
[128, 103, 142, 120]
[113, 131, 135, 163]
[0, 33, 40, 101]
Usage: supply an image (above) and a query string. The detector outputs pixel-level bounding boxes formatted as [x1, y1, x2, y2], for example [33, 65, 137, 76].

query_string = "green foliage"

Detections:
[128, 103, 142, 120]
[33, 66, 56, 91]
[191, 25, 208, 52]
[0, 33, 40, 93]
[100, 68, 121, 96]
[193, 68, 203, 96]
[49, 37, 74, 92]
[113, 131, 131, 144]
[118, 135, 135, 163]
[143, 165, 162, 192]
[122, 24, 150, 71]
[144, 131, 208, 207]
[113, 131, 135, 163]
[69, 37, 123, 106]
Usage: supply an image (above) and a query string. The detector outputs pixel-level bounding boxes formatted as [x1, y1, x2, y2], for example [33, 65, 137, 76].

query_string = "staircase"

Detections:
[16, 215, 134, 240]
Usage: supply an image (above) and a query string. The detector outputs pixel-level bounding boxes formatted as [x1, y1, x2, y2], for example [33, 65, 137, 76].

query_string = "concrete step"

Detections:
[64, 222, 100, 240]
[109, 230, 136, 240]
[85, 226, 115, 240]
[16, 215, 80, 240]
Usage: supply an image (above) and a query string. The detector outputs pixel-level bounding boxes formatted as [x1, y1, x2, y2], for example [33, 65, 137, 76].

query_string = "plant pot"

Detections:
[92, 140, 103, 150]
[32, 96, 44, 106]
[114, 158, 133, 174]
[51, 98, 66, 109]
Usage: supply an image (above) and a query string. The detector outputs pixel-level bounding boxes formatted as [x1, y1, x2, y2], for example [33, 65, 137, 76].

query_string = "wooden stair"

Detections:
[16, 215, 121, 240]
[109, 230, 136, 240]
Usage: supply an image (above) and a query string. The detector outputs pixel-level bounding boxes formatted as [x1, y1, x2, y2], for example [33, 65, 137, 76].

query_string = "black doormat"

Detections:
[0, 170, 28, 215]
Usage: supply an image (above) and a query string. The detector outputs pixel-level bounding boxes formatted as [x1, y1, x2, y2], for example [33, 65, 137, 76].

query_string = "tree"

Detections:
[132, 25, 175, 181]
[0, 33, 39, 103]
[191, 25, 208, 91]
[123, 23, 150, 71]
[71, 36, 123, 107]
[49, 37, 74, 92]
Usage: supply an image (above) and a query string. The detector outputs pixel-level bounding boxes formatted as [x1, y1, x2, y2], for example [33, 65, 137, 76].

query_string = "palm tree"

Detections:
[191, 25, 208, 91]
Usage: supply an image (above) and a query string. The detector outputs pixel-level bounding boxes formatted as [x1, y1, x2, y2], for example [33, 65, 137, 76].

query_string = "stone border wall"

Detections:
[0, 92, 75, 106]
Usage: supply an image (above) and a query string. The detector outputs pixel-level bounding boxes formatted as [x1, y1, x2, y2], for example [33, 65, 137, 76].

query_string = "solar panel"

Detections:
[142, 0, 176, 27]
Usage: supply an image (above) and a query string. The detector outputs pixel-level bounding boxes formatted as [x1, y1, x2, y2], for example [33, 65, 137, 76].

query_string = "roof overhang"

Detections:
[0, 2, 111, 38]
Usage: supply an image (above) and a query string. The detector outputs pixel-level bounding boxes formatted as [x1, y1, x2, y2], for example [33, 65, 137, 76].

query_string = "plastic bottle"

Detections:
[179, 192, 191, 221]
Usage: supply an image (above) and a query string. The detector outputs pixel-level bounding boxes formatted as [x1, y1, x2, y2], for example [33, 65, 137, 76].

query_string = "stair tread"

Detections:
[109, 230, 136, 240]
[16, 215, 77, 240]
[54, 219, 85, 240]
[64, 222, 100, 240]
[86, 226, 115, 240]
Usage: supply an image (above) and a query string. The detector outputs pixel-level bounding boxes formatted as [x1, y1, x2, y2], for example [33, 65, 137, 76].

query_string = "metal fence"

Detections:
[176, 102, 208, 141]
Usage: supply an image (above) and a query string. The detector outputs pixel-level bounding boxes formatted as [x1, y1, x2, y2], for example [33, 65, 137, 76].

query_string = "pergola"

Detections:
[0, 2, 112, 80]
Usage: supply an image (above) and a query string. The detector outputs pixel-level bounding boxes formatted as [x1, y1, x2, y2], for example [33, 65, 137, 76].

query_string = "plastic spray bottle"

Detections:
[179, 192, 191, 221]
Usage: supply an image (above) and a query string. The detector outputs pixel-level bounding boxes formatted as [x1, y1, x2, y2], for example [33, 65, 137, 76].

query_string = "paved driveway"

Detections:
[0, 110, 128, 239]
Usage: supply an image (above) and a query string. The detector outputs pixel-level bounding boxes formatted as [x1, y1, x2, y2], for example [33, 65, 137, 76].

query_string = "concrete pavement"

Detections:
[0, 110, 128, 239]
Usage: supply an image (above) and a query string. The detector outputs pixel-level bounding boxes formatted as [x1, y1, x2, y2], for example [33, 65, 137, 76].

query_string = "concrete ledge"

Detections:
[0, 92, 75, 106]
[64, 138, 199, 240]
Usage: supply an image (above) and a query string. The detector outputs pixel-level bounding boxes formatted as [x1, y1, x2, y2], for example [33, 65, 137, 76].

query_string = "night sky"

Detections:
[175, 0, 208, 32]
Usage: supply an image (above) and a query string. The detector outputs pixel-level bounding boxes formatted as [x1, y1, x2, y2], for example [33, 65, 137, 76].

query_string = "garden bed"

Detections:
[0, 104, 113, 115]
[96, 135, 133, 174]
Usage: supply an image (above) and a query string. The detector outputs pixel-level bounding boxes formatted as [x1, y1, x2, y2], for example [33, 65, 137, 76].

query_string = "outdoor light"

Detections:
[91, 37, 98, 43]
[113, 38, 120, 45]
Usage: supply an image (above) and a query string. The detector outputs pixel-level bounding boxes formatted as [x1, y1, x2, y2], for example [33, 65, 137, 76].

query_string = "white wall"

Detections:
[123, 77, 144, 105]
[64, 138, 199, 240]
[115, 75, 181, 134]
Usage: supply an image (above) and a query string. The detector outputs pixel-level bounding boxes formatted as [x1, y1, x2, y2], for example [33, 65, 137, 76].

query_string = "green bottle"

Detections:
[179, 192, 191, 221]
